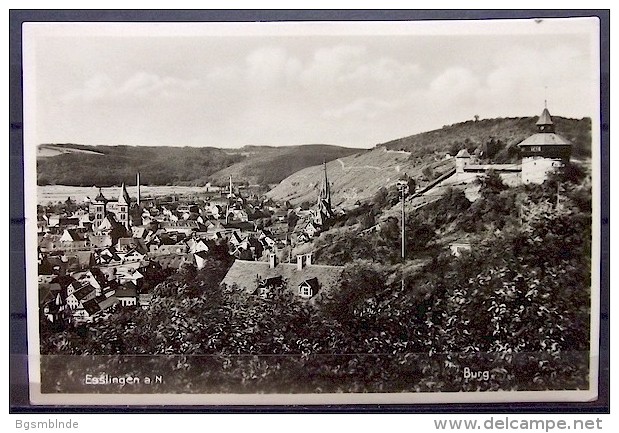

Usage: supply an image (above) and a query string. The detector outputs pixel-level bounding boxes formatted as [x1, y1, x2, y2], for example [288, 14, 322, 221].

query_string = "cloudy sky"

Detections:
[24, 18, 599, 149]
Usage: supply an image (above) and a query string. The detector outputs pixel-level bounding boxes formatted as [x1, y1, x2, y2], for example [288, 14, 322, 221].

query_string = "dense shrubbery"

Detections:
[40, 165, 592, 393]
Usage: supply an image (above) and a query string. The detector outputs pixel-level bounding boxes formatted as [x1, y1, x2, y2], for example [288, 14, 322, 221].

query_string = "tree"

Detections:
[321, 261, 386, 323]
[421, 166, 435, 181]
[479, 169, 507, 196]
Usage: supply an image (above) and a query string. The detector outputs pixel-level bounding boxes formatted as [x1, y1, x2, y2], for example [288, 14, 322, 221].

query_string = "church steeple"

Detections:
[320, 161, 331, 210]
[118, 182, 130, 205]
[315, 161, 333, 225]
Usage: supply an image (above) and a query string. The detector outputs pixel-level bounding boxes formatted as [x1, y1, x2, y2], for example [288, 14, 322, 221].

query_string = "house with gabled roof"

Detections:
[66, 283, 98, 311]
[60, 228, 84, 243]
[88, 234, 113, 249]
[258, 231, 277, 249]
[229, 231, 246, 247]
[97, 247, 122, 264]
[131, 226, 149, 239]
[115, 284, 138, 307]
[116, 237, 134, 253]
[37, 215, 49, 233]
[193, 250, 210, 270]
[42, 292, 68, 323]
[298, 277, 320, 299]
[221, 252, 343, 302]
[39, 283, 55, 307]
[116, 268, 144, 286]
[123, 248, 145, 263]
[72, 268, 108, 291]
[38, 234, 62, 252]
[191, 238, 210, 254]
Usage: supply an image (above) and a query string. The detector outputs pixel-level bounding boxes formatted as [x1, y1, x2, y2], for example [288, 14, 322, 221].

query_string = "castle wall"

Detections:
[521, 157, 564, 184]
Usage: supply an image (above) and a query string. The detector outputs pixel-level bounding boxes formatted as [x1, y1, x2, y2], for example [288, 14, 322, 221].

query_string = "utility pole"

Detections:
[401, 188, 406, 260]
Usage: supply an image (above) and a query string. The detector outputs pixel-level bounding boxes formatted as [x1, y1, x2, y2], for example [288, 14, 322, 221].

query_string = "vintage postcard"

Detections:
[22, 17, 602, 405]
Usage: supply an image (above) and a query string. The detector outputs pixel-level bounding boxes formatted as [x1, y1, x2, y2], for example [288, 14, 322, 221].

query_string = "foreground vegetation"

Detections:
[40, 165, 592, 393]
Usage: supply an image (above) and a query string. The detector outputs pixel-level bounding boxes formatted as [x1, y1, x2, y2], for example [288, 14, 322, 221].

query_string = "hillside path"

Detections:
[336, 158, 385, 172]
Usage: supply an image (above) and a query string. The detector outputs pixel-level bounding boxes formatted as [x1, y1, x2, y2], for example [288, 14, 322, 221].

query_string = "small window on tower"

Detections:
[531, 146, 541, 152]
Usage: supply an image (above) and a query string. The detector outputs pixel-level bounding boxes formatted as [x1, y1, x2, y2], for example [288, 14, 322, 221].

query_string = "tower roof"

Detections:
[94, 187, 107, 203]
[456, 149, 471, 158]
[517, 133, 571, 147]
[536, 107, 554, 127]
[517, 105, 571, 148]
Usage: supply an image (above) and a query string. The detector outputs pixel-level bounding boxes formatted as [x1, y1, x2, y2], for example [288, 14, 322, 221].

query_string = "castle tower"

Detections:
[517, 105, 572, 184]
[455, 149, 472, 173]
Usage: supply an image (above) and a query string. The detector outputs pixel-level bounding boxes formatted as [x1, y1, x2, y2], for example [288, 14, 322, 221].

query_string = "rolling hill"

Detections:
[266, 115, 592, 209]
[209, 144, 362, 186]
[380, 115, 591, 161]
[36, 143, 360, 187]
[37, 144, 244, 187]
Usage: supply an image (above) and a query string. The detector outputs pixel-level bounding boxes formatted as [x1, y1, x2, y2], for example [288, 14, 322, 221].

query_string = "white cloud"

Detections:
[299, 45, 366, 87]
[299, 45, 421, 92]
[430, 67, 479, 97]
[245, 47, 302, 88]
[322, 97, 399, 120]
[62, 72, 199, 102]
[340, 57, 422, 87]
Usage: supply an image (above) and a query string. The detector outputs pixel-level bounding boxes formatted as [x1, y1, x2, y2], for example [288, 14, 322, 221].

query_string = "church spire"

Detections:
[118, 182, 130, 205]
[320, 160, 331, 210]
[315, 160, 333, 225]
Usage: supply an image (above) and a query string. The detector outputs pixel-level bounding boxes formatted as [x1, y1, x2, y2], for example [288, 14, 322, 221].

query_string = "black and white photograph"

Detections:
[22, 16, 601, 405]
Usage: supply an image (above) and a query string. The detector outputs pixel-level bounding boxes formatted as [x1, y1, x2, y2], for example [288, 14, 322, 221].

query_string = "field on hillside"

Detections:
[209, 144, 362, 186]
[266, 148, 455, 209]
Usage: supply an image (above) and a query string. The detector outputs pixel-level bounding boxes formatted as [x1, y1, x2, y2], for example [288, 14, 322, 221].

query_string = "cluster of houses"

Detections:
[38, 169, 340, 325]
